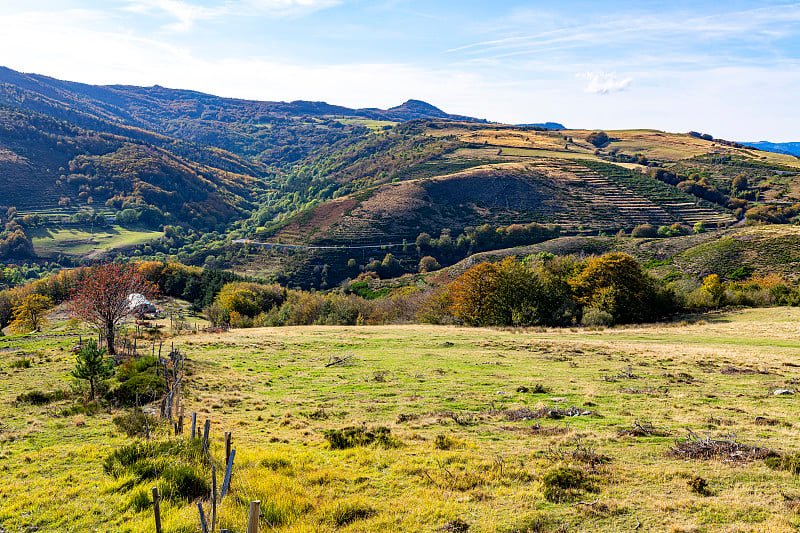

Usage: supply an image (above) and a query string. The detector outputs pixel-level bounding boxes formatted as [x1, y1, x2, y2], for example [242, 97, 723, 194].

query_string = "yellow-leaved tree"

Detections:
[10, 294, 53, 333]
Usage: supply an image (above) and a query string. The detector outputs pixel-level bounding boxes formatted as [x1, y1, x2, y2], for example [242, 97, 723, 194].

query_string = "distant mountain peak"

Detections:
[389, 99, 445, 113]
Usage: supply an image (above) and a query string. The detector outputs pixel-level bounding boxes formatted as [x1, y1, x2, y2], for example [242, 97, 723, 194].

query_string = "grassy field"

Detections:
[3, 308, 800, 532]
[29, 225, 164, 257]
[337, 119, 399, 131]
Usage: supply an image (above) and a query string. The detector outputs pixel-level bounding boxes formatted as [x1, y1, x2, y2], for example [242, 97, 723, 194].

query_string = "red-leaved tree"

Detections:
[70, 262, 158, 354]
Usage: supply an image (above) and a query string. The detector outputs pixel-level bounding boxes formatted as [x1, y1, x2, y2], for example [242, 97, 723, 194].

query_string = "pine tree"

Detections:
[72, 339, 113, 400]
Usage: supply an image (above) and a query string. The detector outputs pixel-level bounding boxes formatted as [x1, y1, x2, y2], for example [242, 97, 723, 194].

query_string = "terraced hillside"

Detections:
[272, 159, 734, 246]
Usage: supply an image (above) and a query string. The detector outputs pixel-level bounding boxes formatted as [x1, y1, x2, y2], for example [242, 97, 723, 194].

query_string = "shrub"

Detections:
[106, 356, 164, 406]
[687, 476, 712, 496]
[326, 501, 376, 526]
[323, 426, 400, 449]
[542, 466, 592, 502]
[15, 389, 69, 405]
[581, 307, 614, 327]
[419, 256, 441, 273]
[586, 131, 609, 148]
[631, 224, 657, 238]
[127, 486, 152, 512]
[765, 454, 800, 475]
[103, 440, 209, 503]
[112, 410, 158, 437]
[160, 464, 210, 502]
[434, 434, 458, 450]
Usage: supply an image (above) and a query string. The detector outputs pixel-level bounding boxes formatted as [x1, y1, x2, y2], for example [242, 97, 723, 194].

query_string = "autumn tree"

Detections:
[10, 294, 53, 333]
[70, 263, 157, 354]
[569, 253, 672, 323]
[448, 261, 499, 326]
[419, 256, 440, 273]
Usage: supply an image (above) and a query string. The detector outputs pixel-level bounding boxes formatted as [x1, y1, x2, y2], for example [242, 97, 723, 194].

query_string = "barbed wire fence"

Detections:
[120, 340, 264, 533]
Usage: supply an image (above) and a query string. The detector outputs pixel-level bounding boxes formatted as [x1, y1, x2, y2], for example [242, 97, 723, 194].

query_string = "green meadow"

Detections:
[2, 308, 800, 532]
[29, 225, 164, 257]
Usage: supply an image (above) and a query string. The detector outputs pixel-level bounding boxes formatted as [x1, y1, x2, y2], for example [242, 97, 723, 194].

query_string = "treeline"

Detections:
[5, 255, 799, 333]
[0, 260, 244, 329]
[203, 251, 800, 329]
[204, 253, 673, 328]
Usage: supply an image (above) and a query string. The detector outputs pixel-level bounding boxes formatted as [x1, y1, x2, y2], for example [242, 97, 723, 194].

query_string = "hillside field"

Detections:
[29, 225, 164, 257]
[2, 308, 800, 532]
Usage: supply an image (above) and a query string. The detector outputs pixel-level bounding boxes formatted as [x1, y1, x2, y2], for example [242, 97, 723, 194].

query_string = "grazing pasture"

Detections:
[2, 308, 800, 532]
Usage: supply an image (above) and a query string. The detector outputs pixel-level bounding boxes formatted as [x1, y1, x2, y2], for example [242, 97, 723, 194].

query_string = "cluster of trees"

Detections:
[137, 261, 240, 310]
[204, 281, 427, 327]
[0, 260, 241, 331]
[744, 203, 800, 225]
[447, 253, 674, 327]
[202, 252, 676, 329]
[647, 169, 748, 211]
[414, 223, 561, 265]
[630, 223, 699, 238]
[684, 273, 800, 309]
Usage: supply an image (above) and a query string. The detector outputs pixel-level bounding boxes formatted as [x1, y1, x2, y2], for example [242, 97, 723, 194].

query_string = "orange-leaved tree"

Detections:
[448, 261, 499, 326]
[70, 263, 158, 354]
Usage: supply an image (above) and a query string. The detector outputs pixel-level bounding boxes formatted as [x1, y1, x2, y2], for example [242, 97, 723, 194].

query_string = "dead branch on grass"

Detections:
[545, 437, 611, 469]
[325, 354, 353, 367]
[504, 405, 593, 421]
[601, 366, 641, 382]
[667, 430, 778, 462]
[617, 419, 671, 437]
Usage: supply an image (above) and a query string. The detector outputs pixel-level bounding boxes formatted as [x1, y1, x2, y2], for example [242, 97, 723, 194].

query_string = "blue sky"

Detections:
[1, 1, 799, 140]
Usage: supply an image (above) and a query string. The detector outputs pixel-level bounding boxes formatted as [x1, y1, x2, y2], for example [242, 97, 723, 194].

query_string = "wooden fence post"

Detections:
[203, 419, 211, 453]
[174, 383, 181, 417]
[152, 487, 162, 533]
[211, 463, 217, 532]
[177, 414, 184, 435]
[220, 449, 235, 501]
[191, 412, 197, 439]
[224, 432, 232, 467]
[247, 501, 261, 533]
[198, 502, 209, 533]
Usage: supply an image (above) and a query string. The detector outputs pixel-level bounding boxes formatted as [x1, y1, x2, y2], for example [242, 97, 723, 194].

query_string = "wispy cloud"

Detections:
[448, 3, 800, 67]
[579, 71, 632, 94]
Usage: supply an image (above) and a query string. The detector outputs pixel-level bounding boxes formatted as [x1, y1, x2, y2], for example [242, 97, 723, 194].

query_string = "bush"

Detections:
[586, 131, 609, 148]
[542, 466, 593, 502]
[326, 501, 376, 527]
[112, 409, 158, 437]
[419, 256, 441, 273]
[105, 356, 164, 406]
[15, 389, 69, 405]
[631, 224, 657, 238]
[765, 454, 800, 475]
[687, 476, 712, 496]
[127, 486, 152, 512]
[160, 464, 210, 501]
[103, 440, 209, 502]
[581, 307, 614, 327]
[323, 426, 400, 449]
[434, 434, 458, 450]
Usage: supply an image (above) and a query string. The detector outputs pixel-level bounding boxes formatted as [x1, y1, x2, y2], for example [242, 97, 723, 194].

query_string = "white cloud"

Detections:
[0, 6, 799, 141]
[579, 71, 632, 94]
[122, 0, 340, 30]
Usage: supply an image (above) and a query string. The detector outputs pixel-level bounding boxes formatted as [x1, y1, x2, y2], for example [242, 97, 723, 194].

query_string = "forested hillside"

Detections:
[1, 66, 800, 291]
